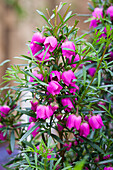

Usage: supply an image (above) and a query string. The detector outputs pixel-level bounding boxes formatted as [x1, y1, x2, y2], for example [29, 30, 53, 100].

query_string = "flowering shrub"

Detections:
[0, 1, 113, 169]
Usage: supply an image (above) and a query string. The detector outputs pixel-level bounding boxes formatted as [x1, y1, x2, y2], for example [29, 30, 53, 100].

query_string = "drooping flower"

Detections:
[66, 114, 81, 130]
[29, 71, 44, 83]
[0, 125, 7, 141]
[6, 148, 12, 155]
[62, 70, 76, 86]
[55, 114, 62, 120]
[63, 142, 72, 151]
[50, 71, 61, 82]
[90, 7, 103, 28]
[79, 122, 90, 137]
[47, 81, 63, 96]
[30, 100, 38, 112]
[30, 32, 45, 56]
[68, 54, 83, 68]
[35, 50, 50, 62]
[57, 122, 64, 131]
[44, 36, 57, 52]
[61, 41, 75, 58]
[0, 105, 10, 117]
[107, 6, 113, 21]
[88, 115, 104, 131]
[28, 122, 40, 138]
[36, 105, 53, 120]
[50, 102, 59, 112]
[104, 167, 113, 170]
[88, 67, 96, 77]
[61, 98, 74, 112]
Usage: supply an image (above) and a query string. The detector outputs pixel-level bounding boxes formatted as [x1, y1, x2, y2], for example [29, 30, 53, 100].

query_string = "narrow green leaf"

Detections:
[51, 134, 64, 144]
[83, 65, 86, 85]
[0, 60, 10, 66]
[98, 70, 101, 87]
[10, 130, 15, 152]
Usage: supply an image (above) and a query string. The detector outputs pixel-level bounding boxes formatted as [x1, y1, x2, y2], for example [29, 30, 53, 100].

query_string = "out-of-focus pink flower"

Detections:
[104, 167, 113, 170]
[88, 67, 96, 77]
[44, 36, 57, 52]
[47, 81, 63, 96]
[55, 114, 62, 120]
[84, 115, 89, 122]
[0, 124, 7, 141]
[61, 41, 75, 58]
[61, 98, 75, 112]
[98, 101, 106, 110]
[88, 115, 104, 131]
[90, 8, 103, 28]
[0, 105, 10, 117]
[57, 122, 64, 131]
[62, 70, 76, 86]
[69, 83, 79, 94]
[66, 114, 81, 130]
[29, 71, 44, 84]
[63, 142, 72, 151]
[107, 6, 113, 21]
[50, 71, 61, 82]
[56, 165, 61, 170]
[29, 116, 37, 122]
[30, 100, 38, 112]
[50, 102, 59, 112]
[79, 122, 90, 137]
[35, 50, 50, 62]
[28, 122, 40, 138]
[108, 51, 113, 61]
[68, 54, 83, 68]
[6, 148, 12, 155]
[30, 32, 45, 56]
[103, 154, 110, 160]
[36, 105, 53, 119]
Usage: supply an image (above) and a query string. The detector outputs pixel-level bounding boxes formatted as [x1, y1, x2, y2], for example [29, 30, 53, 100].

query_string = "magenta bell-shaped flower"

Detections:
[66, 114, 81, 130]
[63, 142, 72, 151]
[61, 41, 75, 58]
[44, 36, 57, 52]
[88, 114, 104, 131]
[104, 167, 113, 170]
[36, 105, 53, 120]
[50, 71, 61, 82]
[61, 98, 75, 112]
[47, 80, 63, 96]
[35, 50, 50, 62]
[0, 105, 10, 117]
[107, 6, 113, 21]
[79, 122, 90, 137]
[57, 122, 64, 131]
[30, 100, 38, 112]
[28, 122, 40, 138]
[62, 70, 76, 86]
[88, 67, 96, 77]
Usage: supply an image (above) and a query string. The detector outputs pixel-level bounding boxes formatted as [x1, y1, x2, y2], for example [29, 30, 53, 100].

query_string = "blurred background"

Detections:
[0, 0, 91, 86]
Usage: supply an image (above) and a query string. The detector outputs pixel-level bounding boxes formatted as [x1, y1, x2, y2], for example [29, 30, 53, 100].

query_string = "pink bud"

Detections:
[66, 114, 81, 130]
[79, 122, 90, 137]
[0, 105, 10, 117]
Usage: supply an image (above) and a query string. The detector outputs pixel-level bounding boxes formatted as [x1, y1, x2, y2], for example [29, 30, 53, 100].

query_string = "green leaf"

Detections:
[53, 157, 62, 170]
[98, 70, 101, 87]
[0, 60, 10, 66]
[20, 122, 41, 142]
[10, 130, 15, 152]
[51, 134, 64, 144]
[74, 158, 86, 170]
[98, 159, 113, 165]
[83, 65, 86, 85]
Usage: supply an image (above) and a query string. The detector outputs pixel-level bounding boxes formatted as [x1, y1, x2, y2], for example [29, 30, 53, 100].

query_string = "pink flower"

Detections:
[30, 100, 38, 112]
[50, 102, 59, 112]
[0, 125, 7, 141]
[57, 122, 64, 131]
[0, 105, 10, 117]
[90, 8, 103, 28]
[62, 70, 76, 86]
[50, 71, 61, 81]
[47, 81, 63, 96]
[35, 50, 50, 62]
[29, 116, 37, 122]
[103, 154, 110, 160]
[108, 51, 113, 61]
[30, 32, 45, 56]
[104, 167, 113, 170]
[44, 36, 57, 52]
[29, 71, 44, 83]
[66, 114, 81, 130]
[88, 115, 104, 131]
[28, 122, 40, 138]
[6, 148, 12, 155]
[36, 105, 53, 119]
[61, 98, 74, 112]
[107, 6, 113, 21]
[88, 67, 96, 77]
[55, 114, 62, 120]
[79, 122, 90, 137]
[69, 83, 79, 94]
[68, 54, 83, 68]
[63, 142, 72, 151]
[61, 41, 75, 58]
